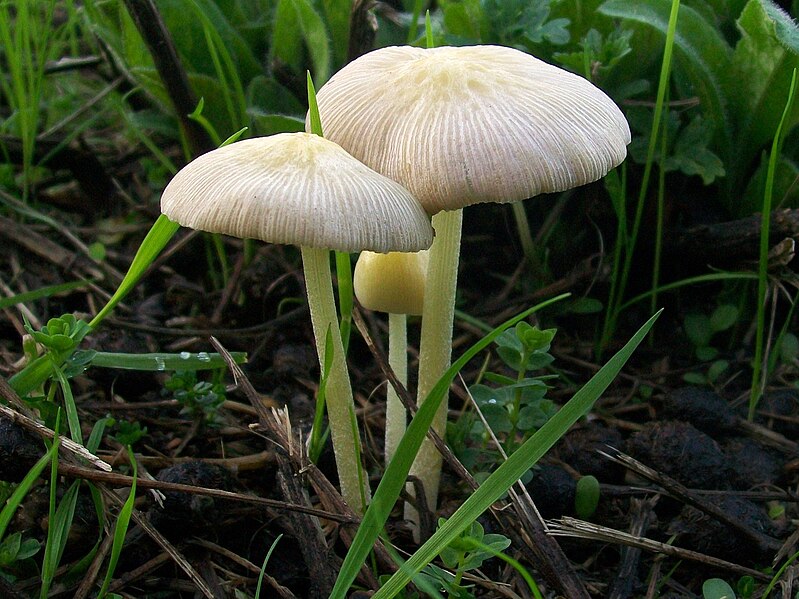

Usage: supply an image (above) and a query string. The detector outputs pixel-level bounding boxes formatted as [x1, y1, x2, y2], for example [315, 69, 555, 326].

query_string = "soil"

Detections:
[0, 163, 798, 598]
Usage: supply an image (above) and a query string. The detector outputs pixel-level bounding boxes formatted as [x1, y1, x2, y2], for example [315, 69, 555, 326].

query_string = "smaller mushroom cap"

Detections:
[354, 250, 429, 315]
[160, 133, 433, 253]
[313, 45, 632, 214]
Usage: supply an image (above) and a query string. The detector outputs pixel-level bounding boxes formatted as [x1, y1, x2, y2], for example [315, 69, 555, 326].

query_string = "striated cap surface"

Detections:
[311, 45, 631, 214]
[161, 133, 433, 252]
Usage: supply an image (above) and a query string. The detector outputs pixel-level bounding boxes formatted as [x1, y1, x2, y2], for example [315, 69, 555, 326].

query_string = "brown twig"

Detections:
[191, 539, 297, 598]
[210, 336, 397, 589]
[102, 484, 217, 598]
[56, 458, 354, 522]
[121, 0, 214, 157]
[600, 446, 783, 554]
[0, 377, 112, 471]
[548, 516, 771, 582]
[608, 497, 658, 599]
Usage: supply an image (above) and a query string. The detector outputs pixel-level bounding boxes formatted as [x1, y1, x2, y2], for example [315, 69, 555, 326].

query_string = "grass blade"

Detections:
[98, 448, 138, 598]
[10, 215, 180, 397]
[90, 214, 180, 329]
[330, 294, 571, 598]
[601, 0, 680, 350]
[40, 481, 80, 598]
[85, 350, 246, 371]
[0, 437, 59, 541]
[51, 359, 82, 444]
[749, 67, 798, 420]
[0, 279, 92, 311]
[374, 309, 661, 597]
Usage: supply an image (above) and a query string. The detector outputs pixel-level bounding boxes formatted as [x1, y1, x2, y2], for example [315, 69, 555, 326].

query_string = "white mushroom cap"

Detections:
[354, 250, 429, 315]
[161, 133, 434, 253]
[312, 45, 631, 214]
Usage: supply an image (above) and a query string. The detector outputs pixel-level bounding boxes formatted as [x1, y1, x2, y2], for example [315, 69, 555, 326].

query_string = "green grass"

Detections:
[0, 0, 61, 201]
[97, 448, 137, 598]
[749, 68, 798, 420]
[600, 0, 681, 352]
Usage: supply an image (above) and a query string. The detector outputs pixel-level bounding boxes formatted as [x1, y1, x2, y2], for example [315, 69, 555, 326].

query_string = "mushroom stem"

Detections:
[385, 311, 408, 464]
[405, 208, 463, 531]
[301, 245, 370, 513]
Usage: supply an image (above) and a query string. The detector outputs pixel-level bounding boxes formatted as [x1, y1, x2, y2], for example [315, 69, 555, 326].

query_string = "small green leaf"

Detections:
[684, 313, 713, 347]
[575, 475, 600, 519]
[780, 333, 799, 363]
[710, 304, 739, 332]
[736, 575, 755, 598]
[518, 324, 556, 352]
[16, 537, 40, 561]
[696, 346, 719, 361]
[89, 242, 107, 262]
[567, 297, 604, 314]
[683, 372, 708, 385]
[0, 532, 22, 565]
[707, 359, 729, 383]
[702, 577, 736, 599]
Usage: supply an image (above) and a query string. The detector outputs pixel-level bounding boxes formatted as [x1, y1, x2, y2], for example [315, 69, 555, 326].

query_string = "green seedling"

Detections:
[24, 314, 91, 359]
[383, 520, 514, 599]
[681, 305, 738, 386]
[554, 28, 633, 82]
[438, 519, 510, 586]
[703, 577, 737, 599]
[683, 304, 740, 386]
[109, 419, 148, 447]
[164, 370, 227, 426]
[684, 304, 739, 362]
[455, 322, 559, 475]
[0, 532, 40, 581]
[575, 475, 600, 519]
[683, 360, 730, 388]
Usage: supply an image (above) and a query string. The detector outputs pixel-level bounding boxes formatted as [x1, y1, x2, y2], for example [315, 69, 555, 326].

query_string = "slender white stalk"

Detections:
[405, 209, 463, 532]
[301, 246, 370, 513]
[385, 312, 408, 464]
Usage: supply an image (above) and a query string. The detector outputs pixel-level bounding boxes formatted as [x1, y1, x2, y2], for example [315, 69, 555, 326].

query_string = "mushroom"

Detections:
[353, 249, 429, 463]
[312, 45, 631, 522]
[160, 132, 433, 512]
